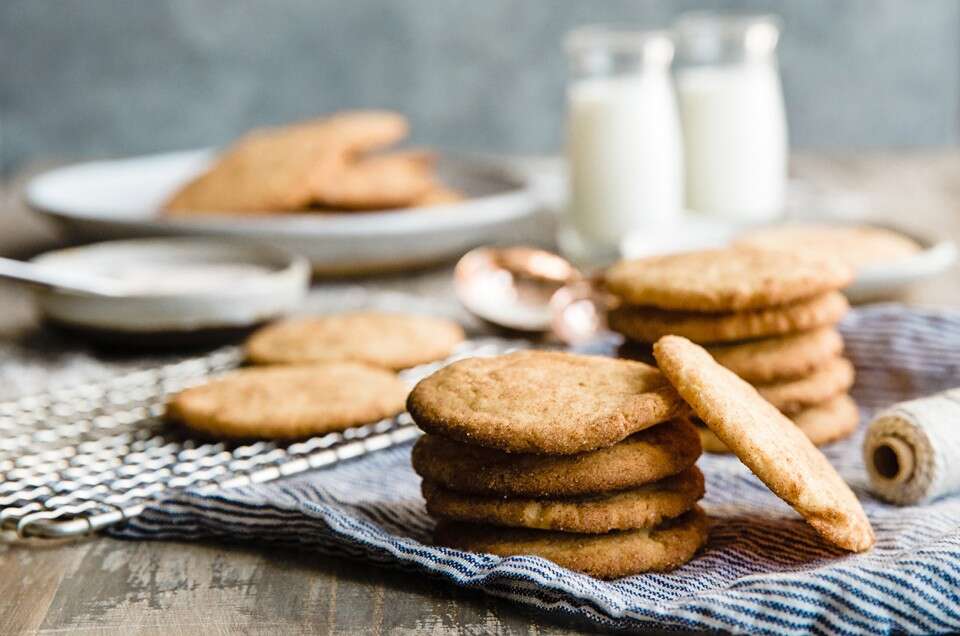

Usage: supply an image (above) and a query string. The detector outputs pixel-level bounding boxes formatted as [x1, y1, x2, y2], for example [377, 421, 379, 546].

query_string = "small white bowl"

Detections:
[30, 238, 309, 341]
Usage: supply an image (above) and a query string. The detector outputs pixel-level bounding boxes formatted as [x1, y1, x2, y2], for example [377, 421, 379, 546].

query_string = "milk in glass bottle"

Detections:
[673, 13, 788, 221]
[561, 27, 684, 265]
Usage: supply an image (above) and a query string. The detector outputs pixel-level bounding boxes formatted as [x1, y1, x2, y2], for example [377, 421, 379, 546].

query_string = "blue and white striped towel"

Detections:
[111, 305, 960, 635]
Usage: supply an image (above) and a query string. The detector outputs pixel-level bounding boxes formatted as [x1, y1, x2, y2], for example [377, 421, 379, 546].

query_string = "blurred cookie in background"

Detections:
[164, 110, 462, 215]
[734, 223, 922, 272]
[246, 311, 465, 370]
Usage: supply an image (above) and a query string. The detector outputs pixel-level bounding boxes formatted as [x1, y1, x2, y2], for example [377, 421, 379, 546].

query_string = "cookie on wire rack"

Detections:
[166, 363, 408, 440]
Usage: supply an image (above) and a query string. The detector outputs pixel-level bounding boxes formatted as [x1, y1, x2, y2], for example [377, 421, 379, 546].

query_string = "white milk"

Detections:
[566, 74, 684, 248]
[676, 63, 787, 221]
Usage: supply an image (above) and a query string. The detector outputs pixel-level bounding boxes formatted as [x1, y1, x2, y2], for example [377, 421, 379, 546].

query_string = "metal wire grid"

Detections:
[0, 338, 525, 539]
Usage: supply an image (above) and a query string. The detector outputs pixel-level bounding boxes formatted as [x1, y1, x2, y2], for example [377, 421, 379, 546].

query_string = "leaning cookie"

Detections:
[407, 351, 689, 455]
[246, 311, 465, 370]
[434, 506, 709, 579]
[609, 291, 849, 344]
[165, 363, 408, 440]
[422, 466, 704, 533]
[412, 418, 701, 497]
[653, 335, 874, 552]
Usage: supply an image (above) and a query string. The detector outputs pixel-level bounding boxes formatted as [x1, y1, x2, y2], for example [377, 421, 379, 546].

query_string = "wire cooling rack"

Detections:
[0, 338, 525, 539]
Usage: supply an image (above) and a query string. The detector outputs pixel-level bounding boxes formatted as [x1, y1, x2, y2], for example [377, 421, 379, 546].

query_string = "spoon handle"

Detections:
[0, 256, 123, 296]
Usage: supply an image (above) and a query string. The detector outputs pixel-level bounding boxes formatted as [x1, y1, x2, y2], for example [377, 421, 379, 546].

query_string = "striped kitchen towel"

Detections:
[111, 305, 960, 635]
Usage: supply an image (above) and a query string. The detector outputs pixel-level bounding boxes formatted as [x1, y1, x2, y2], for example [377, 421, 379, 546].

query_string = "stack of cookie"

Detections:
[606, 248, 859, 452]
[407, 351, 709, 579]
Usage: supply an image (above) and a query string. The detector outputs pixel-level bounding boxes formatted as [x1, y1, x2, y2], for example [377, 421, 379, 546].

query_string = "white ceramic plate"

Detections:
[26, 150, 539, 275]
[621, 217, 957, 303]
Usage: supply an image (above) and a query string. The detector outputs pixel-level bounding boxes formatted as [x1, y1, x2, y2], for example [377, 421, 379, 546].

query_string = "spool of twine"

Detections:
[863, 388, 960, 505]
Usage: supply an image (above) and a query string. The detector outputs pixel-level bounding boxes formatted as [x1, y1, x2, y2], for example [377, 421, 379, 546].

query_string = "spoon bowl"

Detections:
[454, 246, 611, 343]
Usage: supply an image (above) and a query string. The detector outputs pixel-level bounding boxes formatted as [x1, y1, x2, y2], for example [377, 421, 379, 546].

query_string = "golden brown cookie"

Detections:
[411, 418, 701, 497]
[604, 248, 853, 312]
[755, 357, 855, 414]
[422, 466, 704, 533]
[164, 111, 411, 214]
[246, 311, 465, 370]
[414, 185, 465, 206]
[705, 327, 844, 383]
[434, 506, 708, 579]
[314, 111, 413, 154]
[653, 335, 874, 552]
[165, 363, 408, 440]
[407, 351, 689, 455]
[620, 327, 845, 383]
[793, 394, 860, 445]
[697, 394, 860, 452]
[310, 150, 436, 211]
[608, 291, 849, 344]
[734, 223, 922, 271]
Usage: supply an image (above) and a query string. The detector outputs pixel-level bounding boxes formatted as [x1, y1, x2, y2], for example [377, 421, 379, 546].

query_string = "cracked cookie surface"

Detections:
[412, 418, 701, 496]
[407, 351, 688, 455]
[605, 248, 852, 312]
[653, 335, 874, 552]
[246, 311, 464, 370]
[422, 466, 704, 533]
[434, 506, 709, 578]
[166, 363, 408, 440]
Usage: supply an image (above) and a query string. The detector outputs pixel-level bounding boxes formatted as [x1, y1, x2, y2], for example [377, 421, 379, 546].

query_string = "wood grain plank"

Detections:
[0, 537, 92, 635]
[22, 539, 592, 635]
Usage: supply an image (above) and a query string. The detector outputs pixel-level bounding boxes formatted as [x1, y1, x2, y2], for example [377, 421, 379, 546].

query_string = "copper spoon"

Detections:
[453, 246, 614, 344]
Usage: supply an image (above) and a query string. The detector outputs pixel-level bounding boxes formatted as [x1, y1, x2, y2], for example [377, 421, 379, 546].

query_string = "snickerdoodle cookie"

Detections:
[609, 292, 849, 344]
[619, 327, 845, 383]
[411, 418, 701, 497]
[734, 223, 922, 271]
[422, 466, 704, 533]
[165, 111, 418, 213]
[246, 311, 465, 370]
[755, 357, 855, 414]
[166, 363, 408, 440]
[705, 327, 844, 383]
[434, 506, 709, 579]
[406, 351, 688, 455]
[604, 248, 853, 312]
[653, 335, 874, 552]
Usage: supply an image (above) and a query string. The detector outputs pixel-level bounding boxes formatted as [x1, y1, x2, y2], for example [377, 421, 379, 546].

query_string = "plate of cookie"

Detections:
[26, 111, 539, 276]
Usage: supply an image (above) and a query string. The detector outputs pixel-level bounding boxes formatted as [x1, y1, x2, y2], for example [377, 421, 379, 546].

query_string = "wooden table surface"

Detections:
[3, 153, 960, 635]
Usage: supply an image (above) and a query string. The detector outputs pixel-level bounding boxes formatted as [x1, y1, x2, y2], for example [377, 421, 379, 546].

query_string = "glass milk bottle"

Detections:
[673, 13, 788, 222]
[561, 27, 684, 265]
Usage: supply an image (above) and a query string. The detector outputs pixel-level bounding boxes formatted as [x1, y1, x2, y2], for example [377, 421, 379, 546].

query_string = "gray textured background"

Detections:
[2, 0, 958, 173]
